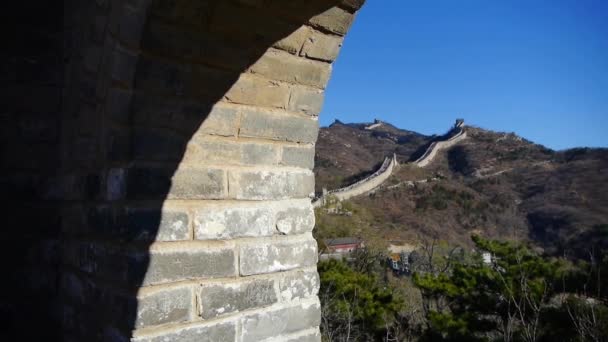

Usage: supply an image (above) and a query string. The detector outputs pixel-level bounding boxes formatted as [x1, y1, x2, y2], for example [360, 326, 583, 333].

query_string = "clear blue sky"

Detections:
[320, 0, 608, 150]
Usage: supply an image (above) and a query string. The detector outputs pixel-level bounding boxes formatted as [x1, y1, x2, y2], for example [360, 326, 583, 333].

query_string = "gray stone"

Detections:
[239, 108, 319, 143]
[288, 86, 324, 116]
[241, 143, 279, 165]
[132, 321, 236, 342]
[275, 205, 315, 235]
[309, 7, 354, 35]
[194, 204, 274, 240]
[127, 168, 225, 200]
[168, 168, 226, 199]
[126, 208, 189, 241]
[249, 50, 331, 89]
[279, 270, 320, 302]
[135, 248, 236, 286]
[186, 140, 241, 165]
[273, 26, 311, 55]
[225, 74, 290, 109]
[240, 301, 321, 342]
[198, 279, 277, 319]
[281, 146, 315, 169]
[228, 170, 314, 200]
[239, 238, 318, 276]
[136, 286, 191, 328]
[301, 31, 343, 62]
[340, 0, 366, 11]
[199, 105, 239, 137]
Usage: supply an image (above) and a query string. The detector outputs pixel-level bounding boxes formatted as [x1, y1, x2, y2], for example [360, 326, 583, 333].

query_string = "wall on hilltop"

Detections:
[314, 154, 398, 206]
[414, 128, 467, 167]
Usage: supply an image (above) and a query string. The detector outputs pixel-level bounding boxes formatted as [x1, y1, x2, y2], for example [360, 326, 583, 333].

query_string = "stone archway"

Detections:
[2, 0, 366, 341]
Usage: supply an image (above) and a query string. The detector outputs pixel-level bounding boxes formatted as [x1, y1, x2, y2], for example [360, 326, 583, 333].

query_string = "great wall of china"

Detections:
[413, 120, 467, 167]
[314, 120, 467, 207]
[314, 154, 398, 207]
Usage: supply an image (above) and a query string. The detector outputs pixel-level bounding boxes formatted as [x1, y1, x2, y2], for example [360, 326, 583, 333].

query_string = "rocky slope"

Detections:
[314, 120, 608, 256]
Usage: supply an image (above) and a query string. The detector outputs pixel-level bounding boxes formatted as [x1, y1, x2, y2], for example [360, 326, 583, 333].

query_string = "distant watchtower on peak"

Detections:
[455, 118, 465, 128]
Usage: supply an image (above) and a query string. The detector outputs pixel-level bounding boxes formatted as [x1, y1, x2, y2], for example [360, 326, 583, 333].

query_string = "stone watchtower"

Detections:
[3, 0, 366, 341]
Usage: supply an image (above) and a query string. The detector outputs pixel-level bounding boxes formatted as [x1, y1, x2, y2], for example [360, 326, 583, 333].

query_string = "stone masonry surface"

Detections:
[40, 0, 369, 341]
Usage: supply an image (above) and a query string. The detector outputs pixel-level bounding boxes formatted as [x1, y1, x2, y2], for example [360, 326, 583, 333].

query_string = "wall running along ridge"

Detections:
[313, 154, 398, 207]
[314, 124, 467, 206]
[414, 127, 467, 167]
[2, 0, 367, 341]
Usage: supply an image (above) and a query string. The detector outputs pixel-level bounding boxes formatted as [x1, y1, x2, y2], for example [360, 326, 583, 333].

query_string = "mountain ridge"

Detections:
[314, 119, 608, 257]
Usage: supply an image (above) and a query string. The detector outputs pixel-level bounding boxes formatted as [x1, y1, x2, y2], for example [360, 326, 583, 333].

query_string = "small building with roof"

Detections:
[323, 237, 363, 254]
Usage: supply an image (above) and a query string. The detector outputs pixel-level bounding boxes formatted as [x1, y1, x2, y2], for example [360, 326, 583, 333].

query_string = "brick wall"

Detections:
[39, 0, 367, 341]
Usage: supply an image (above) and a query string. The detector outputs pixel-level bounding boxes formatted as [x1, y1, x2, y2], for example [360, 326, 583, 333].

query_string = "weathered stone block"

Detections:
[340, 0, 366, 11]
[225, 74, 290, 109]
[133, 247, 237, 286]
[228, 169, 314, 200]
[288, 86, 324, 116]
[249, 50, 331, 89]
[239, 237, 318, 275]
[240, 300, 321, 342]
[127, 168, 225, 200]
[198, 279, 277, 319]
[169, 168, 225, 199]
[184, 140, 241, 165]
[198, 104, 239, 137]
[281, 145, 315, 169]
[275, 203, 315, 235]
[239, 108, 319, 143]
[274, 26, 311, 55]
[132, 321, 236, 342]
[136, 286, 191, 328]
[194, 204, 274, 240]
[309, 7, 354, 35]
[301, 31, 343, 62]
[280, 270, 320, 302]
[126, 208, 189, 241]
[241, 143, 280, 165]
